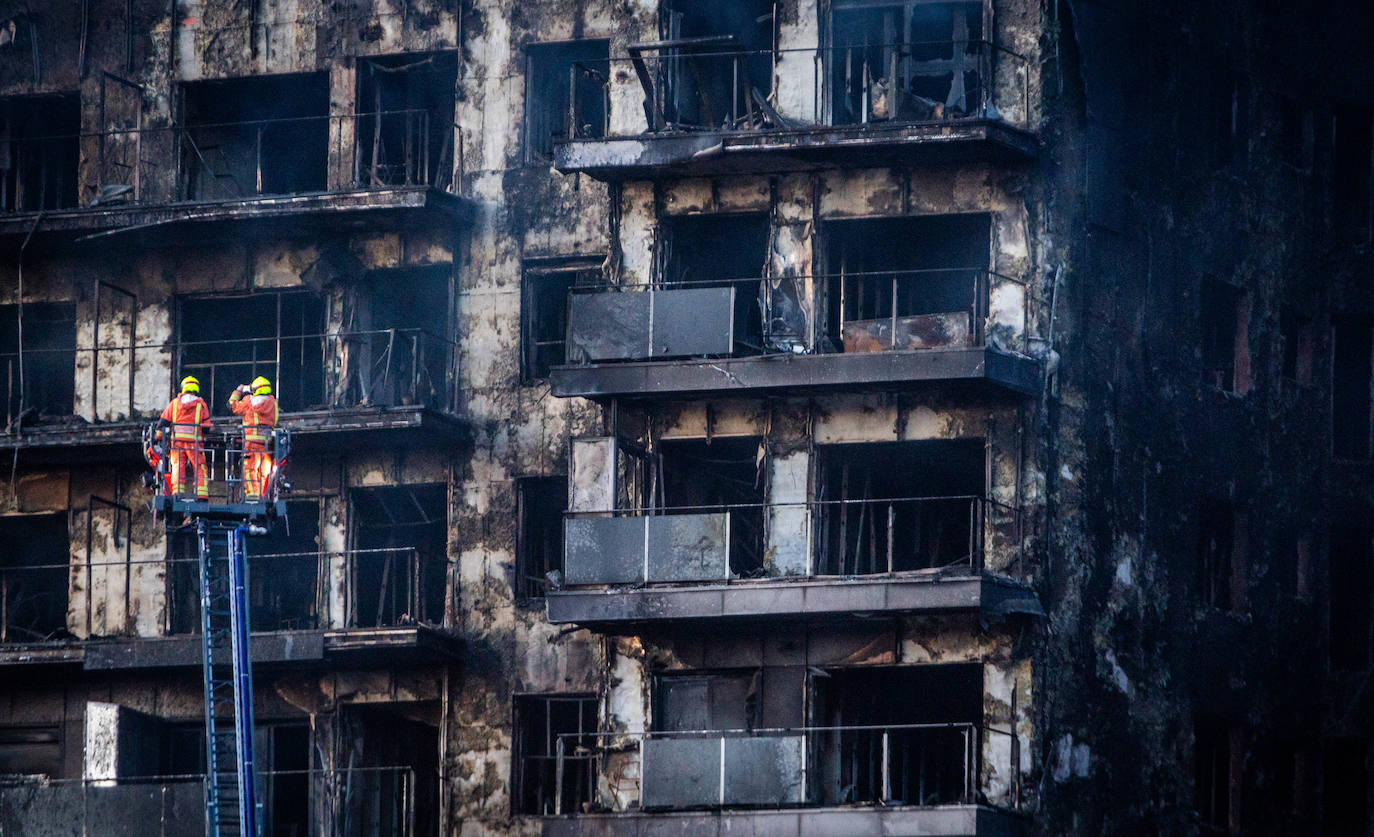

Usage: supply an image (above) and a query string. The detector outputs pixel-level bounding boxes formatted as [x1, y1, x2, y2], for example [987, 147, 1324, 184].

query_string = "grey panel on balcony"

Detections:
[0, 781, 204, 837]
[645, 513, 729, 582]
[565, 516, 644, 585]
[642, 737, 721, 809]
[723, 735, 805, 806]
[568, 291, 650, 361]
[650, 287, 735, 358]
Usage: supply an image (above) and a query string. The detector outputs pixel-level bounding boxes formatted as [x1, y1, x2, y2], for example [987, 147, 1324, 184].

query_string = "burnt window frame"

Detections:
[511, 693, 598, 817]
[515, 475, 568, 601]
[1196, 499, 1239, 612]
[347, 483, 449, 629]
[1193, 713, 1238, 831]
[1279, 305, 1315, 387]
[173, 289, 325, 415]
[1331, 104, 1374, 241]
[0, 512, 72, 644]
[0, 300, 78, 424]
[1332, 316, 1374, 462]
[0, 724, 65, 778]
[1199, 277, 1249, 394]
[520, 257, 603, 383]
[825, 0, 994, 127]
[1207, 63, 1250, 171]
[1328, 527, 1374, 672]
[0, 92, 81, 213]
[523, 39, 611, 165]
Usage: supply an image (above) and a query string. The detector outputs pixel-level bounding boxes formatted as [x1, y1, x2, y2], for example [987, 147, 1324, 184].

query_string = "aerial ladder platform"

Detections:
[144, 422, 291, 837]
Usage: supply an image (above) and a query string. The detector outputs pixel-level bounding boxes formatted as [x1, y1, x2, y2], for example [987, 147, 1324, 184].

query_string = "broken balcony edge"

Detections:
[0, 186, 475, 242]
[541, 802, 1029, 837]
[545, 571, 1043, 629]
[553, 119, 1039, 181]
[0, 625, 464, 670]
[549, 346, 1042, 400]
[0, 404, 472, 463]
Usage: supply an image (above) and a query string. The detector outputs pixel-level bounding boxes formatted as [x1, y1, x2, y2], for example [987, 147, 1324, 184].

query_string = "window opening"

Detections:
[1207, 66, 1249, 169]
[349, 484, 447, 628]
[1196, 500, 1236, 611]
[169, 500, 322, 634]
[830, 1, 987, 126]
[1280, 306, 1314, 385]
[0, 93, 80, 212]
[655, 0, 773, 131]
[343, 703, 440, 837]
[1333, 317, 1373, 461]
[660, 213, 769, 355]
[1324, 739, 1370, 833]
[356, 52, 457, 189]
[521, 260, 601, 382]
[1200, 278, 1249, 393]
[516, 476, 567, 599]
[812, 664, 982, 805]
[1332, 106, 1373, 239]
[657, 436, 766, 577]
[341, 266, 451, 409]
[512, 694, 597, 816]
[1329, 527, 1374, 671]
[177, 290, 324, 414]
[180, 72, 329, 200]
[0, 726, 63, 777]
[0, 513, 69, 643]
[1194, 714, 1236, 831]
[815, 439, 985, 575]
[824, 214, 990, 353]
[525, 41, 610, 163]
[0, 301, 76, 425]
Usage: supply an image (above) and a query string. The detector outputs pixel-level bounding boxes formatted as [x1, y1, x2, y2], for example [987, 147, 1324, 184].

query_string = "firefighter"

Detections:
[159, 376, 212, 500]
[229, 375, 278, 502]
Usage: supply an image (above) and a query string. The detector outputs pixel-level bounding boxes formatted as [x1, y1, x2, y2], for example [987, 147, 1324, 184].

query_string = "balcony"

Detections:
[549, 270, 1040, 400]
[546, 494, 1039, 628]
[0, 328, 465, 461]
[0, 109, 472, 241]
[0, 767, 419, 836]
[540, 724, 1025, 837]
[553, 40, 1035, 181]
[0, 547, 459, 669]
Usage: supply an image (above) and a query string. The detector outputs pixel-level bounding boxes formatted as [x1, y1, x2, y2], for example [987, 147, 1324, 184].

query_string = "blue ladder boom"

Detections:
[197, 519, 259, 837]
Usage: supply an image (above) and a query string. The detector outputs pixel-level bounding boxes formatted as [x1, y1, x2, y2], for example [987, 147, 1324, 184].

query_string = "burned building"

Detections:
[0, 0, 1369, 835]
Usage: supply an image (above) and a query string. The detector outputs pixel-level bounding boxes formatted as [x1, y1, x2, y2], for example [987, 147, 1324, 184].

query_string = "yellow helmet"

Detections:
[180, 376, 200, 394]
[251, 376, 272, 395]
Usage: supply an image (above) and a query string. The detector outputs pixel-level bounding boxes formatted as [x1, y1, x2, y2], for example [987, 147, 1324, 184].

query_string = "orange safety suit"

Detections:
[159, 393, 212, 499]
[230, 391, 278, 501]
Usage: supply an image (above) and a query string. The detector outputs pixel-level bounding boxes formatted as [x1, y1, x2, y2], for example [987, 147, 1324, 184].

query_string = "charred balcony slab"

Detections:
[555, 119, 1037, 180]
[0, 626, 463, 670]
[0, 187, 473, 245]
[546, 572, 1042, 629]
[0, 406, 469, 464]
[542, 804, 1027, 837]
[551, 346, 1040, 399]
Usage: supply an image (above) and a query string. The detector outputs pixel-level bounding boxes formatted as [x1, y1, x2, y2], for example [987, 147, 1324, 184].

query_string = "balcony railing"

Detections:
[548, 722, 1019, 815]
[2, 546, 446, 644]
[567, 41, 1029, 140]
[0, 328, 458, 431]
[564, 270, 1030, 365]
[0, 767, 416, 836]
[0, 108, 459, 213]
[563, 495, 1022, 587]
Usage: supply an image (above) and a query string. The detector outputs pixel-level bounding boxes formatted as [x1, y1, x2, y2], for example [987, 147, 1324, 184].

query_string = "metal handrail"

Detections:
[562, 494, 1022, 579]
[549, 721, 1019, 815]
[563, 269, 1032, 358]
[0, 108, 458, 213]
[1, 327, 460, 428]
[567, 39, 1030, 139]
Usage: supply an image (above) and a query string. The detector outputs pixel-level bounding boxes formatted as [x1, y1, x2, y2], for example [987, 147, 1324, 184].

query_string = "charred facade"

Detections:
[0, 1, 1369, 836]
